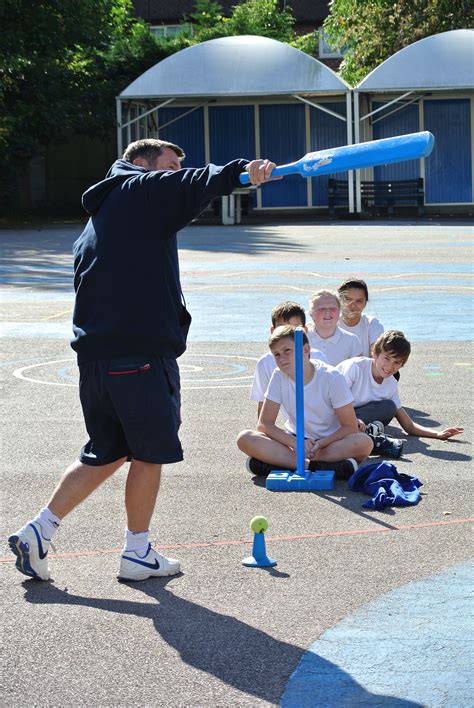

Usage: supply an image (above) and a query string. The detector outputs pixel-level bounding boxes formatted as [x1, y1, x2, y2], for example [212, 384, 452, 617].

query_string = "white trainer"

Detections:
[8, 521, 51, 581]
[117, 543, 180, 582]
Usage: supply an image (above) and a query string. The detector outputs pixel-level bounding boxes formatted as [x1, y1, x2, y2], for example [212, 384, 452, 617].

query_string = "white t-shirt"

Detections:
[339, 315, 384, 357]
[336, 356, 401, 409]
[250, 348, 328, 402]
[265, 361, 354, 440]
[307, 326, 362, 366]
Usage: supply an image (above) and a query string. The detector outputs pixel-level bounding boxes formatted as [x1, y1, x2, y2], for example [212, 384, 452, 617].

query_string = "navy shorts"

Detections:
[78, 356, 183, 466]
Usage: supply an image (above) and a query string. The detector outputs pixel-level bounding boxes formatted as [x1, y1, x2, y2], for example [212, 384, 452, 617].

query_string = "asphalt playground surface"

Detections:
[1, 217, 473, 706]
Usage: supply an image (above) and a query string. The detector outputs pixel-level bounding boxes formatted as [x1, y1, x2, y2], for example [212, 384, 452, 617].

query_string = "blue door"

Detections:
[259, 104, 307, 207]
[424, 99, 472, 203]
[209, 106, 255, 164]
[309, 102, 348, 206]
[372, 102, 420, 181]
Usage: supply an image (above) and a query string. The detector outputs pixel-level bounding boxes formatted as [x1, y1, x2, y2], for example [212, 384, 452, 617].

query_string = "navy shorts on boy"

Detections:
[78, 356, 183, 466]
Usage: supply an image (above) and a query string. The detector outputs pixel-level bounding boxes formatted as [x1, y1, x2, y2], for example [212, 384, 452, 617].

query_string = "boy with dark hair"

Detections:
[122, 138, 185, 164]
[250, 301, 327, 417]
[239, 326, 373, 479]
[270, 301, 307, 328]
[336, 330, 463, 448]
[337, 278, 384, 357]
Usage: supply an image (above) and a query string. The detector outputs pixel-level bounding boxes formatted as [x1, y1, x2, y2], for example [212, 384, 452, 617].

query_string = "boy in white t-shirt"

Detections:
[337, 278, 384, 357]
[307, 290, 362, 365]
[238, 326, 373, 479]
[250, 301, 327, 418]
[336, 330, 464, 443]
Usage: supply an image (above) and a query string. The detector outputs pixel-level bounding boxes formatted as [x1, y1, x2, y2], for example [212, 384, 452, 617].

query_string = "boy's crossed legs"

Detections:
[238, 429, 373, 479]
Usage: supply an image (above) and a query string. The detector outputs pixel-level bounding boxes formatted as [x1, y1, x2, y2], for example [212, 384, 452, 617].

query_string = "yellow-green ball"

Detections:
[250, 516, 268, 533]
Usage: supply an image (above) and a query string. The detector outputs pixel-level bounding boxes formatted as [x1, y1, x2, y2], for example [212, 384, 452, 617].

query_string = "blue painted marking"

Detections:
[57, 366, 79, 382]
[0, 264, 72, 273]
[185, 291, 473, 342]
[0, 291, 74, 302]
[1, 323, 71, 339]
[281, 562, 473, 708]
[183, 275, 474, 288]
[179, 260, 473, 274]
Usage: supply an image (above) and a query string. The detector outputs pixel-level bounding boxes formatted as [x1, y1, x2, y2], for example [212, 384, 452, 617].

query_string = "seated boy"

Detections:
[250, 301, 327, 418]
[337, 278, 384, 357]
[238, 325, 373, 479]
[336, 330, 463, 453]
[307, 290, 362, 365]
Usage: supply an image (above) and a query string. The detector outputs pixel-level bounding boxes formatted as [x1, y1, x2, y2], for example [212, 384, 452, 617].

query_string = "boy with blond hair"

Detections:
[307, 290, 362, 365]
[238, 326, 373, 479]
[336, 330, 463, 441]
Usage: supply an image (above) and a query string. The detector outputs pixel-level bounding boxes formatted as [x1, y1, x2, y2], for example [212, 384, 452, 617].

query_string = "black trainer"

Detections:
[371, 435, 404, 458]
[309, 458, 358, 480]
[246, 458, 292, 477]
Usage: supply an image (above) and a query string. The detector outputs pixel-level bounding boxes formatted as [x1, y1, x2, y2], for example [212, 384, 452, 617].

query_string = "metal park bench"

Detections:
[328, 178, 425, 217]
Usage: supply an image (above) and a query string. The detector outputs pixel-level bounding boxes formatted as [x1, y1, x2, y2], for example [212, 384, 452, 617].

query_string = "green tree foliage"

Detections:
[225, 0, 295, 41]
[0, 0, 172, 168]
[0, 0, 311, 182]
[188, 0, 225, 32]
[187, 0, 297, 43]
[324, 0, 474, 86]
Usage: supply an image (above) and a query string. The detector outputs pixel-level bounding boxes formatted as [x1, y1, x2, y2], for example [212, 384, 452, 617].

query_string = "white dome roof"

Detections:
[120, 35, 349, 99]
[356, 29, 474, 92]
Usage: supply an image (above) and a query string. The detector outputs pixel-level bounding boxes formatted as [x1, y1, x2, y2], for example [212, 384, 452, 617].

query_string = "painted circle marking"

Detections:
[13, 354, 259, 390]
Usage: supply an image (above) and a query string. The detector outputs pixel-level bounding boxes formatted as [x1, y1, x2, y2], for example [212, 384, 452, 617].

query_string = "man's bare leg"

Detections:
[9, 457, 126, 580]
[118, 461, 181, 580]
[48, 458, 127, 519]
[124, 460, 162, 532]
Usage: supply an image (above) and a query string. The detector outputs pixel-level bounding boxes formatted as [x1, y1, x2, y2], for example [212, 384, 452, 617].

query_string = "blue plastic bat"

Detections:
[239, 131, 434, 185]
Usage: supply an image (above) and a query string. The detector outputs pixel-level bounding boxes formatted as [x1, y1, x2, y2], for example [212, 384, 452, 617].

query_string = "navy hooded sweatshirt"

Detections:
[71, 158, 248, 364]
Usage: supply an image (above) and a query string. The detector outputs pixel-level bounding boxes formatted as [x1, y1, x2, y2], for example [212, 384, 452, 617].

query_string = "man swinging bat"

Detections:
[8, 139, 276, 582]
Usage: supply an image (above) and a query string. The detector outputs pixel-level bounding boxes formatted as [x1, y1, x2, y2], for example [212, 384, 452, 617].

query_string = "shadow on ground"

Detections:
[23, 578, 418, 706]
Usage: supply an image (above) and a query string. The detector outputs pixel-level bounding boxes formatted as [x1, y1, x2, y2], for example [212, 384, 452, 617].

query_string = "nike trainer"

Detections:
[8, 521, 51, 580]
[117, 543, 180, 582]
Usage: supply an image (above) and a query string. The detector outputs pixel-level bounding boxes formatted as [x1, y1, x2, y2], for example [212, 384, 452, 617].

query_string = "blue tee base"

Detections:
[266, 470, 335, 491]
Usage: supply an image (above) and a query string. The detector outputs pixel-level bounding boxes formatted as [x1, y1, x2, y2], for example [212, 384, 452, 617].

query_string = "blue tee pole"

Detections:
[294, 328, 305, 475]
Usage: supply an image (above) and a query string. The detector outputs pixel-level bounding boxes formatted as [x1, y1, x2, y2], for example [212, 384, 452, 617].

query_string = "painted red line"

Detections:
[1, 517, 471, 563]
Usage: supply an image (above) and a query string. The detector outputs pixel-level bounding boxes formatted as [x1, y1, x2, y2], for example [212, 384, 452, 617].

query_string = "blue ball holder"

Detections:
[242, 531, 277, 568]
[266, 469, 335, 491]
[266, 328, 335, 492]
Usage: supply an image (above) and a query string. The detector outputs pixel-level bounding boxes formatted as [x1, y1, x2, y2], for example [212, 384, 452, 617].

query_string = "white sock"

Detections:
[123, 529, 149, 557]
[32, 507, 61, 541]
